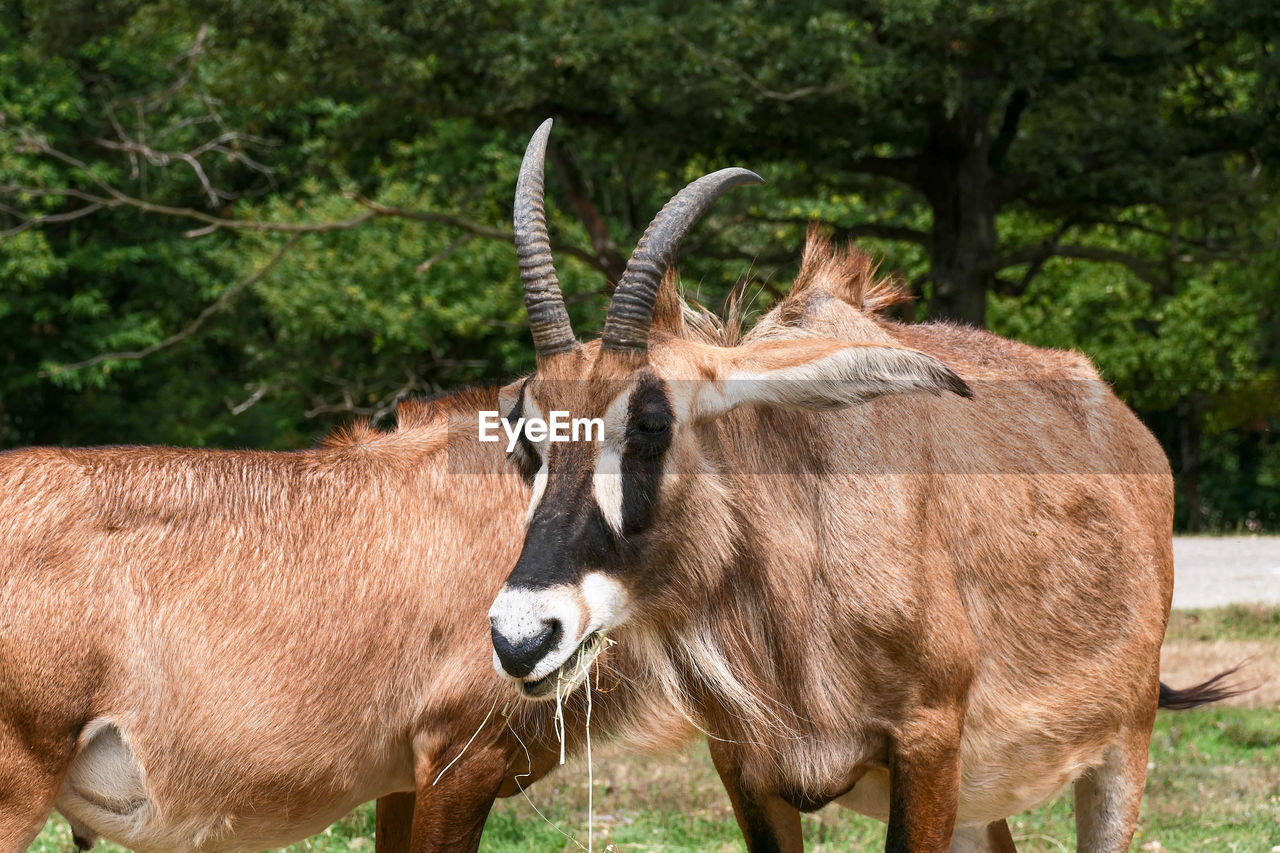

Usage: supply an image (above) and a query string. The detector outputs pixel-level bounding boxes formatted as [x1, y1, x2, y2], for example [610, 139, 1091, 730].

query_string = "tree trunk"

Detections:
[1179, 399, 1204, 533]
[921, 107, 998, 327]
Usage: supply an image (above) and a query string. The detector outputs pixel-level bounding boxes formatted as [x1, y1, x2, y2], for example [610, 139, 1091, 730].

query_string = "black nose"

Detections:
[491, 619, 562, 678]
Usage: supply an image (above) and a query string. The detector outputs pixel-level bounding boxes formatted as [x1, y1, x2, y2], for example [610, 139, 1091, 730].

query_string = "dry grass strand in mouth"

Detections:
[554, 631, 615, 852]
[553, 632, 615, 762]
[502, 632, 617, 853]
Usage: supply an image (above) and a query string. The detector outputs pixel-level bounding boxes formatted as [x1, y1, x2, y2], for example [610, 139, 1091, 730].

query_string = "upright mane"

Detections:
[319, 386, 503, 452]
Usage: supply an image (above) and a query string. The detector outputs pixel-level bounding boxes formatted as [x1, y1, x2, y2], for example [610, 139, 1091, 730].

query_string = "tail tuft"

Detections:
[1158, 667, 1249, 710]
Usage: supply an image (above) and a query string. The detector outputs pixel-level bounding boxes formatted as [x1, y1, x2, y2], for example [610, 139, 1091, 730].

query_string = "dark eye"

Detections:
[634, 411, 672, 436]
[626, 377, 674, 452]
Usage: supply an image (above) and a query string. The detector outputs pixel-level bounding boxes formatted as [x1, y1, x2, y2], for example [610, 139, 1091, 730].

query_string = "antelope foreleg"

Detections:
[408, 747, 505, 853]
[708, 740, 803, 853]
[0, 722, 67, 853]
[886, 709, 964, 853]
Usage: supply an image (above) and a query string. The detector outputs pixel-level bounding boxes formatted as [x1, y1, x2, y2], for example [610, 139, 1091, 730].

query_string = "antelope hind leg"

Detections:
[376, 792, 415, 852]
[1073, 727, 1152, 853]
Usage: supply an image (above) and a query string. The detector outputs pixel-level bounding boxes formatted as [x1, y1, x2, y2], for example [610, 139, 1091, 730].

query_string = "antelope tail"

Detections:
[1158, 667, 1248, 710]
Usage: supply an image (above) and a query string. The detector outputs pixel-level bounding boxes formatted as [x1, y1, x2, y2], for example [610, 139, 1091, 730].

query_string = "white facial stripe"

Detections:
[525, 461, 548, 527]
[520, 389, 553, 526]
[581, 571, 629, 629]
[593, 447, 624, 533]
[591, 388, 635, 535]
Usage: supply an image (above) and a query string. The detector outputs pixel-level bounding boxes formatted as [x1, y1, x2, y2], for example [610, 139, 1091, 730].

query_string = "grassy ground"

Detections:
[1165, 605, 1280, 644]
[31, 607, 1280, 852]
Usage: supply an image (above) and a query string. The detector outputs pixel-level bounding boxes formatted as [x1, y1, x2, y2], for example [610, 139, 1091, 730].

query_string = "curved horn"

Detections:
[601, 168, 763, 355]
[514, 119, 577, 361]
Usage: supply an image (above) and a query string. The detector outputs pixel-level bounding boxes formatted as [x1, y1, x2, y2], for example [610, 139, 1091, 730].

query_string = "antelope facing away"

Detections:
[488, 120, 1237, 852]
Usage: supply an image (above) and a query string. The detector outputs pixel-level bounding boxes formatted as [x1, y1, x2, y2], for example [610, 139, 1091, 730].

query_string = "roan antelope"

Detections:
[0, 169, 871, 852]
[0, 381, 702, 846]
[489, 120, 1239, 852]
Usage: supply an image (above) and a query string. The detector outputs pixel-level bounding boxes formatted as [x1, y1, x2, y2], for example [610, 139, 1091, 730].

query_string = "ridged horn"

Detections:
[601, 168, 763, 355]
[514, 119, 577, 361]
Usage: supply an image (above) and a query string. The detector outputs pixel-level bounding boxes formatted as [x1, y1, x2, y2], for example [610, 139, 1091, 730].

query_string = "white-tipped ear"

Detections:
[694, 340, 971, 422]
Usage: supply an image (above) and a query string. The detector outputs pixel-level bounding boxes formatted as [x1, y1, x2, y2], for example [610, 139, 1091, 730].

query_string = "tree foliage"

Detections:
[1, 0, 1276, 529]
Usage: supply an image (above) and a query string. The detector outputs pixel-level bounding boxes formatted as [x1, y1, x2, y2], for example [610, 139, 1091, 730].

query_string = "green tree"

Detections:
[2, 0, 1276, 529]
[156, 0, 1279, 325]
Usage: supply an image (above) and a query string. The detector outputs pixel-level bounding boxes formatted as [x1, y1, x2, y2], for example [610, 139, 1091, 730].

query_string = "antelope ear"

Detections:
[692, 338, 971, 422]
[497, 377, 527, 418]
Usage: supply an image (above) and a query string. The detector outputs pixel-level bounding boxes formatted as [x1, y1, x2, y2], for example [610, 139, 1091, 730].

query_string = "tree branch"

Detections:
[1, 201, 105, 238]
[996, 241, 1167, 290]
[671, 29, 844, 103]
[547, 140, 627, 286]
[94, 132, 273, 207]
[3, 143, 610, 275]
[1079, 216, 1249, 258]
[225, 382, 277, 416]
[846, 155, 922, 187]
[989, 89, 1029, 171]
[349, 195, 611, 275]
[415, 233, 475, 275]
[305, 370, 432, 425]
[2, 139, 378, 235]
[40, 235, 303, 377]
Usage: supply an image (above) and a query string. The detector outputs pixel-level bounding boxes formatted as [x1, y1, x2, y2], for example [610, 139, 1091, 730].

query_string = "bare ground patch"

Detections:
[1161, 640, 1280, 708]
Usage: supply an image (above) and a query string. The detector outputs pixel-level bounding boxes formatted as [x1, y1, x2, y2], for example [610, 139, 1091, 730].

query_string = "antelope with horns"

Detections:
[2, 112, 736, 851]
[488, 120, 1238, 852]
[0, 152, 885, 851]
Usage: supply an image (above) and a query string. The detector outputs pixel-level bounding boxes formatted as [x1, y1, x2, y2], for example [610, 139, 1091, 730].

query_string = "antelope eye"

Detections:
[634, 411, 672, 436]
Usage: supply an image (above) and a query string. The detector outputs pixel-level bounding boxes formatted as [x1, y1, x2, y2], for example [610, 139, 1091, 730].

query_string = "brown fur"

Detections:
[0, 388, 686, 853]
[499, 233, 1183, 852]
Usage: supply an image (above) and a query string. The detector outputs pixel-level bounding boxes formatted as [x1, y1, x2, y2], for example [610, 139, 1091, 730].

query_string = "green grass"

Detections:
[1166, 605, 1280, 644]
[31, 709, 1279, 852]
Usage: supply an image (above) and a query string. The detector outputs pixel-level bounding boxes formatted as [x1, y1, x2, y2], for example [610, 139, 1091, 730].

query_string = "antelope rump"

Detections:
[488, 120, 1237, 853]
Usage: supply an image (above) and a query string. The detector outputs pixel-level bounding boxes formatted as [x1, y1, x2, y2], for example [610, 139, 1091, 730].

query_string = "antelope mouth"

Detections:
[521, 631, 605, 699]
